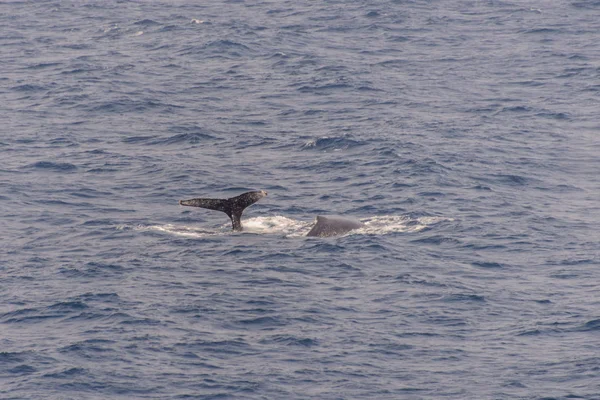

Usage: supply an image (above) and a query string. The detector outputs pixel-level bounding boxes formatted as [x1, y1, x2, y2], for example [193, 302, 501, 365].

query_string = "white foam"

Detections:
[241, 216, 312, 237]
[357, 215, 453, 236]
[117, 215, 452, 239]
[302, 139, 317, 148]
[130, 224, 215, 238]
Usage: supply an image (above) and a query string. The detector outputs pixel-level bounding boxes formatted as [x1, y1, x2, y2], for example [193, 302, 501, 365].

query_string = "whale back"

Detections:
[306, 215, 364, 237]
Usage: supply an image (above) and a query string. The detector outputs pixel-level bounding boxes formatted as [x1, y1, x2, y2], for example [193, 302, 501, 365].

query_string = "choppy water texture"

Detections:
[2, 1, 600, 399]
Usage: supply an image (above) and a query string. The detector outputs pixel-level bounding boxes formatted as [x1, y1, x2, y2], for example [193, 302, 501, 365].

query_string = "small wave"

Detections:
[47, 301, 88, 311]
[12, 84, 47, 92]
[442, 293, 486, 303]
[134, 19, 160, 26]
[43, 367, 86, 379]
[122, 132, 215, 146]
[26, 62, 61, 70]
[27, 161, 77, 171]
[301, 135, 365, 152]
[260, 334, 318, 347]
[127, 224, 217, 238]
[150, 132, 216, 145]
[579, 319, 600, 332]
[237, 316, 285, 327]
[471, 261, 504, 269]
[8, 364, 37, 375]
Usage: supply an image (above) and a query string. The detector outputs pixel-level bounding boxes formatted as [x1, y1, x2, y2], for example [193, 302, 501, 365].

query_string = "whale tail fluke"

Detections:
[179, 190, 267, 231]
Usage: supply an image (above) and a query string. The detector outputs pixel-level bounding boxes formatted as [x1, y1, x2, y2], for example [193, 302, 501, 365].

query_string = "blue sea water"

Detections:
[2, 0, 600, 398]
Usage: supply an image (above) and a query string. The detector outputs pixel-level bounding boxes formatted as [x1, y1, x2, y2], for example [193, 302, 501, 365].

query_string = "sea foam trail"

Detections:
[119, 215, 452, 238]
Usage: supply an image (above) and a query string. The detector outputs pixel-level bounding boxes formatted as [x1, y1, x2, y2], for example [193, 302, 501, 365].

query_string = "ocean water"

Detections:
[2, 0, 600, 398]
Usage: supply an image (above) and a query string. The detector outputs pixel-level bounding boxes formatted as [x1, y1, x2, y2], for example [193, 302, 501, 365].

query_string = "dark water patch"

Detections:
[81, 219, 116, 227]
[43, 367, 87, 379]
[49, 137, 78, 147]
[471, 173, 530, 187]
[60, 43, 92, 50]
[357, 85, 382, 92]
[536, 111, 571, 120]
[398, 157, 451, 175]
[395, 331, 442, 338]
[1, 307, 64, 324]
[134, 19, 161, 26]
[376, 59, 410, 69]
[472, 261, 504, 269]
[471, 185, 493, 191]
[497, 105, 533, 114]
[395, 273, 447, 288]
[0, 351, 27, 363]
[418, 191, 446, 198]
[510, 80, 545, 87]
[502, 380, 527, 389]
[86, 99, 181, 114]
[462, 242, 508, 251]
[411, 235, 460, 245]
[47, 301, 89, 311]
[121, 135, 156, 144]
[302, 242, 346, 253]
[266, 8, 294, 15]
[388, 35, 411, 42]
[177, 339, 250, 355]
[2, 300, 93, 323]
[63, 312, 112, 323]
[7, 364, 37, 375]
[296, 82, 352, 93]
[12, 84, 47, 92]
[239, 277, 302, 288]
[58, 342, 119, 362]
[150, 132, 217, 145]
[60, 62, 104, 75]
[159, 25, 183, 33]
[78, 292, 121, 303]
[516, 329, 543, 337]
[237, 315, 286, 328]
[59, 263, 127, 279]
[572, 1, 600, 8]
[367, 342, 413, 354]
[552, 258, 596, 266]
[25, 62, 62, 70]
[27, 161, 77, 171]
[521, 28, 561, 35]
[260, 335, 318, 347]
[266, 265, 314, 275]
[442, 294, 485, 303]
[549, 272, 579, 280]
[578, 319, 600, 332]
[120, 317, 162, 326]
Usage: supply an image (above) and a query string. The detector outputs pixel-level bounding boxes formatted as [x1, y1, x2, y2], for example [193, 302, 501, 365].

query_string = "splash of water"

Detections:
[118, 215, 452, 238]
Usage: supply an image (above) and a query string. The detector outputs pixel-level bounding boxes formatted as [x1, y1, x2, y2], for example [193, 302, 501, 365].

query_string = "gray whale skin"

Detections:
[306, 215, 363, 237]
